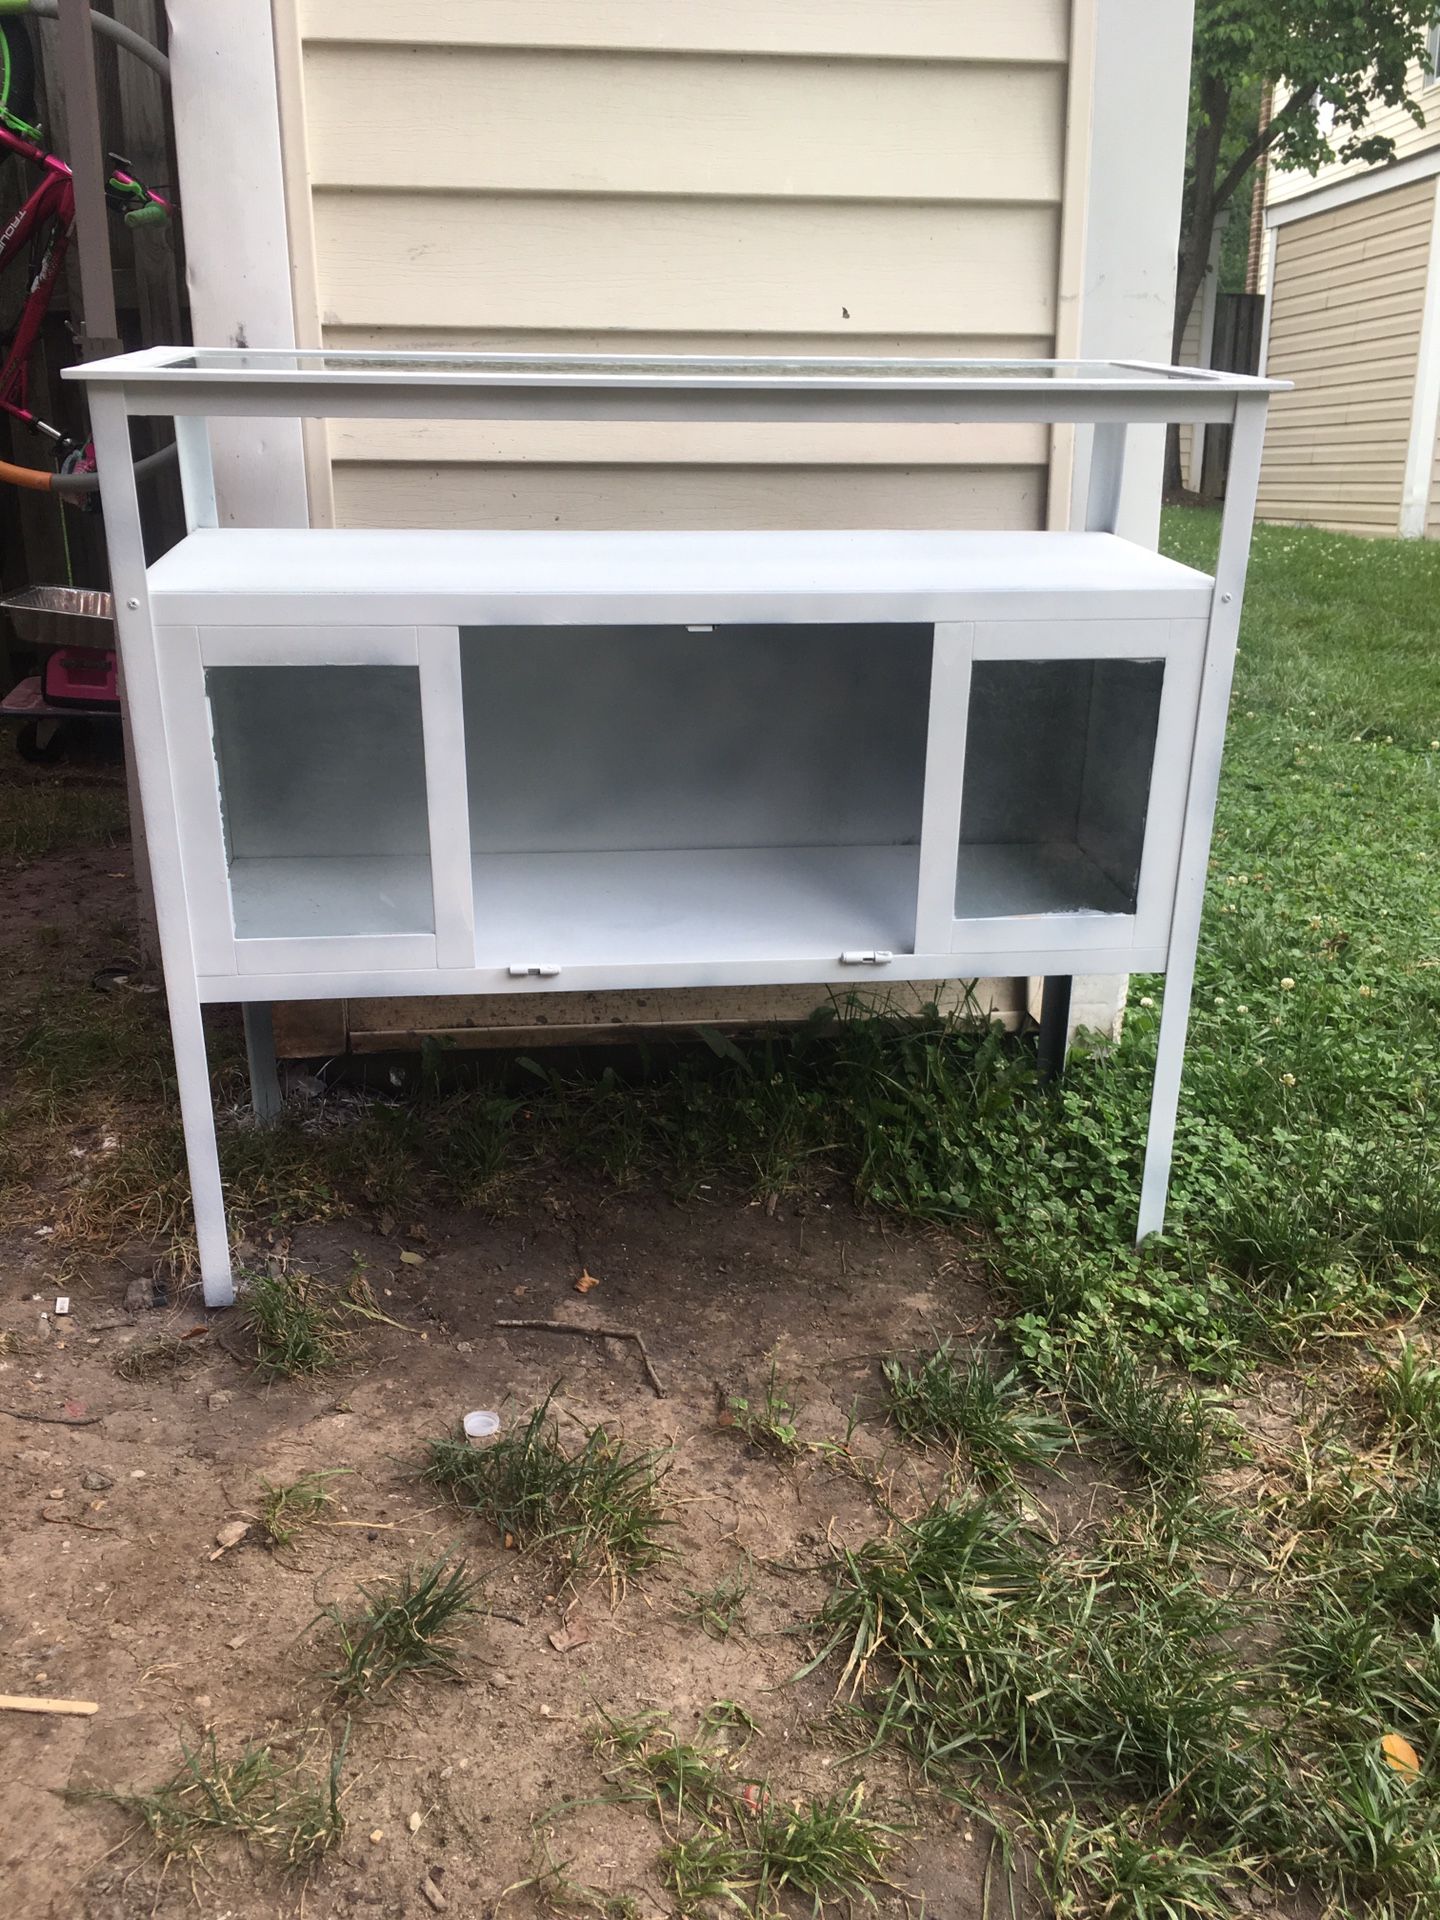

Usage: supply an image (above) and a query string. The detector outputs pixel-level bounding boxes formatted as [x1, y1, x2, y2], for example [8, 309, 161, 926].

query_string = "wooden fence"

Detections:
[1199, 291, 1265, 502]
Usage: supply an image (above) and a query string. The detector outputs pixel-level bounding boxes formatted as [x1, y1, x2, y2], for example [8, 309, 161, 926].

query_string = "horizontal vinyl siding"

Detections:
[288, 2, 1070, 530]
[298, 0, 1070, 65]
[1269, 65, 1440, 207]
[315, 197, 1058, 338]
[1257, 179, 1432, 535]
[330, 464, 1046, 531]
[303, 47, 1065, 202]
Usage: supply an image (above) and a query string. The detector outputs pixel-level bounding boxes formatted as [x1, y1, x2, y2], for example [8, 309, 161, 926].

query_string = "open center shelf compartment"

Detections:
[460, 622, 929, 966]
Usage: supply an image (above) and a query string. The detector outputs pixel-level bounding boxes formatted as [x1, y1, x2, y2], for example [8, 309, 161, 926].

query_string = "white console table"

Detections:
[68, 349, 1281, 1307]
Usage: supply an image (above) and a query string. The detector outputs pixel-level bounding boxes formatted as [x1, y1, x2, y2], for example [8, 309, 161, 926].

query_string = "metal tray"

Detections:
[1, 673, 118, 720]
[1, 585, 116, 651]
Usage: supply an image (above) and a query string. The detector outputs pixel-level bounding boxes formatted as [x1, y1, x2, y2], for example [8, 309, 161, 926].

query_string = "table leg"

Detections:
[169, 986, 233, 1307]
[242, 1001, 282, 1124]
[1036, 975, 1073, 1084]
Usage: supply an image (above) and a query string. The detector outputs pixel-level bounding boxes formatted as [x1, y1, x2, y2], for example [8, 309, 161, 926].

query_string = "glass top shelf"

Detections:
[67, 346, 1285, 396]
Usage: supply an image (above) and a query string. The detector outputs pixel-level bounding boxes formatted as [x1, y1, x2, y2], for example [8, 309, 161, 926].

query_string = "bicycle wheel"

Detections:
[0, 19, 39, 136]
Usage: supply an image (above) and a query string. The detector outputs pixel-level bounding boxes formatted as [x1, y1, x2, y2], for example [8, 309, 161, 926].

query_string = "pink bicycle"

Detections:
[0, 5, 175, 757]
[0, 7, 172, 492]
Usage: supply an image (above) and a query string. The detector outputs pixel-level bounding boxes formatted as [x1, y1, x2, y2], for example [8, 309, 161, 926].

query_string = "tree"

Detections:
[1176, 1, 1439, 359]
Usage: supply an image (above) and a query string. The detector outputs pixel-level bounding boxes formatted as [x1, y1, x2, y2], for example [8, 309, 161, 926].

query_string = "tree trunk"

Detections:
[1167, 77, 1230, 494]
[1174, 77, 1230, 364]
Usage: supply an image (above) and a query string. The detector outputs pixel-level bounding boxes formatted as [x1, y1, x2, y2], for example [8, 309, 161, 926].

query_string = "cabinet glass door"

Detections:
[956, 655, 1164, 920]
[918, 619, 1204, 961]
[207, 662, 434, 948]
[160, 624, 470, 978]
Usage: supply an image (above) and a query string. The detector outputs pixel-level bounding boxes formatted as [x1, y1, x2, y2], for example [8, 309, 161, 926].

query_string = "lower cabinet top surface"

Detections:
[147, 527, 1213, 626]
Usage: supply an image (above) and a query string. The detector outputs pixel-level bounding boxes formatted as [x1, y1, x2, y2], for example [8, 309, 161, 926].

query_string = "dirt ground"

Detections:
[0, 789, 1003, 1916]
[1, 1182, 1009, 1920]
[0, 765, 1315, 1920]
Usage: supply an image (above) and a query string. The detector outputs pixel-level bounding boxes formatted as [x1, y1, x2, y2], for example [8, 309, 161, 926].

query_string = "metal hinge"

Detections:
[508, 964, 562, 978]
[839, 950, 894, 966]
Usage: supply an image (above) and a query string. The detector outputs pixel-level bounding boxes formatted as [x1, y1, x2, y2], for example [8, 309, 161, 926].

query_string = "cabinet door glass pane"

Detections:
[207, 664, 434, 939]
[955, 658, 1164, 918]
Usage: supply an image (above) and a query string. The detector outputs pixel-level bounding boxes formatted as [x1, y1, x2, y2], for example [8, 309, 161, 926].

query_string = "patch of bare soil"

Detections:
[0, 1184, 1006, 1920]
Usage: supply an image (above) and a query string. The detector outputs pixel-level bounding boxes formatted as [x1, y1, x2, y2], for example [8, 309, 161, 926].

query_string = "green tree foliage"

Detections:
[1178, 3, 1438, 354]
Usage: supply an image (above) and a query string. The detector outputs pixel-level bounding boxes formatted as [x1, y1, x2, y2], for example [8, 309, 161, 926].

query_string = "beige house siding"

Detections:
[283, 0, 1073, 531]
[1258, 177, 1433, 534]
[1269, 62, 1440, 207]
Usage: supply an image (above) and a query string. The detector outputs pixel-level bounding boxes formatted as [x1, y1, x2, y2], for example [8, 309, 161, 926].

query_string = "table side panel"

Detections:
[155, 624, 238, 977]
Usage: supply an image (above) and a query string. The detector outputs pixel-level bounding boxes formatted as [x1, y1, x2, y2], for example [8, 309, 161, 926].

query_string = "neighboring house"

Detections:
[162, 0, 1197, 1052]
[1258, 29, 1440, 536]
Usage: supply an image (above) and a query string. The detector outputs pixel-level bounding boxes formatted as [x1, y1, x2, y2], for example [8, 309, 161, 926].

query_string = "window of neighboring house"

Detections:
[1427, 21, 1440, 86]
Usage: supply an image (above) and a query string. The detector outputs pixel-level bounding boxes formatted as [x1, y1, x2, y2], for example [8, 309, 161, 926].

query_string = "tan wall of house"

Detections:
[1258, 177, 1433, 534]
[282, 0, 1074, 531]
[1427, 417, 1440, 538]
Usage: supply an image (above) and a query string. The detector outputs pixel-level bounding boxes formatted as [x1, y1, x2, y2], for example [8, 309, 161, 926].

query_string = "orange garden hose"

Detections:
[0, 455, 57, 491]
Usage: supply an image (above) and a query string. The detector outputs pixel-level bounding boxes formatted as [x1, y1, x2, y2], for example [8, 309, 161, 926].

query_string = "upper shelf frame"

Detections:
[65, 347, 1288, 426]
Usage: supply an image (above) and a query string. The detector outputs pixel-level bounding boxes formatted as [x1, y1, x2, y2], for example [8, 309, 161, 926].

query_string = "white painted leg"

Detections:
[1137, 397, 1270, 1246]
[169, 983, 234, 1306]
[1136, 967, 1196, 1243]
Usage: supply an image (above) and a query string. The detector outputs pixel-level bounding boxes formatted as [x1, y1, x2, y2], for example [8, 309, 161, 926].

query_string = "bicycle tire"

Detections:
[0, 19, 39, 135]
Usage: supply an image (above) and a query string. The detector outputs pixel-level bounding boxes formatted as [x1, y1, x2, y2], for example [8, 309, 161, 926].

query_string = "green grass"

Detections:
[1297, 1466, 1440, 1635]
[1028, 1806, 1247, 1919]
[660, 1829, 751, 1914]
[241, 1269, 350, 1379]
[882, 1340, 1068, 1482]
[73, 1728, 347, 1872]
[725, 1362, 804, 1457]
[805, 1482, 1440, 1915]
[592, 1710, 902, 1917]
[1371, 1336, 1440, 1461]
[255, 1468, 350, 1549]
[807, 1496, 1247, 1799]
[316, 1554, 480, 1703]
[592, 1710, 732, 1823]
[1278, 1580, 1440, 1740]
[422, 1394, 672, 1587]
[682, 1559, 752, 1640]
[749, 1787, 904, 1914]
[0, 774, 128, 861]
[1064, 1341, 1239, 1490]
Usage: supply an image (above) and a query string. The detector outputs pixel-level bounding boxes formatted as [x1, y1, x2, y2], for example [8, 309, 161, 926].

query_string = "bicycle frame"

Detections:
[0, 116, 78, 449]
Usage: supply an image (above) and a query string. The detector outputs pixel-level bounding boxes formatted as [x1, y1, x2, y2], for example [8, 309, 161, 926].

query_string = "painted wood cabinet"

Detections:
[68, 350, 1282, 1304]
